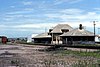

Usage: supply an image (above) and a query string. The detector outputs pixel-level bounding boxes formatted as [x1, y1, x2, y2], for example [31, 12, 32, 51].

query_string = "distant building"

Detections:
[8, 37, 27, 43]
[33, 24, 73, 44]
[95, 35, 100, 43]
[33, 24, 95, 45]
[27, 34, 38, 43]
[27, 36, 33, 43]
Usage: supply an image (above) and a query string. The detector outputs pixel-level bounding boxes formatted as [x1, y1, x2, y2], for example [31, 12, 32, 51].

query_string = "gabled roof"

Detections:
[51, 24, 73, 33]
[33, 32, 51, 38]
[61, 28, 94, 36]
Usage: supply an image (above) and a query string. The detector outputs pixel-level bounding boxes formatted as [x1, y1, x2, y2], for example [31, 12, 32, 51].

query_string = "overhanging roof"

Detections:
[50, 24, 73, 33]
[60, 28, 94, 36]
[33, 32, 51, 38]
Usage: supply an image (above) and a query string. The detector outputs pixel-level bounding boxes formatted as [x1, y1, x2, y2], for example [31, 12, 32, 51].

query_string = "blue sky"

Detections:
[0, 0, 100, 38]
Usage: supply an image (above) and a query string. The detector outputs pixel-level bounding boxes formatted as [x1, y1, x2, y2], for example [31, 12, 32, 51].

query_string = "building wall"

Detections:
[34, 38, 52, 44]
[61, 36, 95, 44]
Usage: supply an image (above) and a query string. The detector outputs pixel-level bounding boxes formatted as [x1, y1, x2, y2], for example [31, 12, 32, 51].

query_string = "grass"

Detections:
[47, 49, 100, 67]
[57, 50, 100, 58]
[13, 41, 100, 58]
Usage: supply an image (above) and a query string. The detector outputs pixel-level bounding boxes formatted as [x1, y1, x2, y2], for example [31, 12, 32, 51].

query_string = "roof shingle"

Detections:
[51, 24, 73, 33]
[61, 28, 94, 36]
[33, 32, 51, 38]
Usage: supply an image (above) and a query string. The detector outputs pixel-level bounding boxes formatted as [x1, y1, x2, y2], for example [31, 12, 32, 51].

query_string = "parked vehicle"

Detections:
[0, 36, 7, 44]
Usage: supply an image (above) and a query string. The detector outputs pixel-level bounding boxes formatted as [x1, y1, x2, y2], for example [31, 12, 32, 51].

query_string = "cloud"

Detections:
[10, 6, 15, 8]
[94, 8, 100, 10]
[37, 1, 47, 9]
[1, 21, 100, 30]
[61, 8, 84, 15]
[2, 14, 25, 21]
[4, 8, 34, 21]
[6, 15, 24, 18]
[2, 7, 35, 22]
[2, 8, 100, 28]
[22, 1, 33, 5]
[0, 23, 57, 33]
[13, 23, 57, 29]
[45, 8, 84, 19]
[45, 8, 100, 22]
[69, 0, 82, 4]
[0, 25, 5, 27]
[0, 21, 100, 37]
[63, 22, 100, 28]
[6, 10, 32, 15]
[24, 8, 34, 11]
[54, 0, 82, 5]
[3, 18, 14, 21]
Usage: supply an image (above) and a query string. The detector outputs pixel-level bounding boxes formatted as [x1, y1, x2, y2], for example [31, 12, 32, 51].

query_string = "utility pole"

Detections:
[52, 32, 53, 44]
[93, 21, 96, 45]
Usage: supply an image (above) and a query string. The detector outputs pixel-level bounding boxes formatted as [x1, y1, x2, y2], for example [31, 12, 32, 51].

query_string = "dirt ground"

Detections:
[0, 44, 100, 67]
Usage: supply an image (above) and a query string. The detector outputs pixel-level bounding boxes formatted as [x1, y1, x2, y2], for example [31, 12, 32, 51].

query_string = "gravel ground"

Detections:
[0, 44, 100, 67]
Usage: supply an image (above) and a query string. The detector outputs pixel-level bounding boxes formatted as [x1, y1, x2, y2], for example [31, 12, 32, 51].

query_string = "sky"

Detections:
[0, 0, 100, 38]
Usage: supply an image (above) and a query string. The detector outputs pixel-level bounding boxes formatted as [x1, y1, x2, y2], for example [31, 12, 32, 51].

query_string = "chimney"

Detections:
[49, 29, 53, 32]
[79, 24, 83, 30]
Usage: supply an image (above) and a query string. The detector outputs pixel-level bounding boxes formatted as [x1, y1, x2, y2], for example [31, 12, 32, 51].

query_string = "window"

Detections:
[61, 29, 69, 33]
